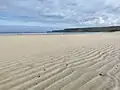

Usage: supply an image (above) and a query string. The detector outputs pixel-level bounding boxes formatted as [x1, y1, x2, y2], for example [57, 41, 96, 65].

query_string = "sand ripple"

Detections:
[0, 34, 120, 90]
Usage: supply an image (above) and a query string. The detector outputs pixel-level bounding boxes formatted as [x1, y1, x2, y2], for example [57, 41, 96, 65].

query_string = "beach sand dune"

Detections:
[0, 33, 120, 90]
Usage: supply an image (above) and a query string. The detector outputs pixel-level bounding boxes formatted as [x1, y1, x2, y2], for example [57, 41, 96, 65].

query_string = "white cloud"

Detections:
[0, 0, 120, 31]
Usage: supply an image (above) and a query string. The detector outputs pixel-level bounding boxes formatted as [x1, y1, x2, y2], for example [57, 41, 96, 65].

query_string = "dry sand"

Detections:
[0, 33, 120, 90]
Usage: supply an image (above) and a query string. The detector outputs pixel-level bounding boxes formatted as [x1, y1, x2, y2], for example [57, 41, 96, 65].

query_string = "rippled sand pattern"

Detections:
[0, 33, 120, 90]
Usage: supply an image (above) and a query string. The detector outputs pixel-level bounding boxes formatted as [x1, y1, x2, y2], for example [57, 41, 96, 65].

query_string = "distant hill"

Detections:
[48, 26, 120, 33]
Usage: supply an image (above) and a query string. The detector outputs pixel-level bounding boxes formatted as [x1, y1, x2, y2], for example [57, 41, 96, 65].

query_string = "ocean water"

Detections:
[45, 32, 103, 35]
[0, 32, 102, 35]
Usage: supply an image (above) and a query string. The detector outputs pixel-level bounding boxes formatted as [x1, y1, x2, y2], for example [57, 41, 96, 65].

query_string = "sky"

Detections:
[0, 0, 120, 31]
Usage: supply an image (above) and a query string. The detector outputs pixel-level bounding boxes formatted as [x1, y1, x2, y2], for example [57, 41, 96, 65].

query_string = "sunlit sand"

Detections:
[0, 33, 120, 90]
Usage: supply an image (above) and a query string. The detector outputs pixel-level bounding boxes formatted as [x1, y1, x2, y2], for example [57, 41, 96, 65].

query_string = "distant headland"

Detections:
[47, 26, 120, 33]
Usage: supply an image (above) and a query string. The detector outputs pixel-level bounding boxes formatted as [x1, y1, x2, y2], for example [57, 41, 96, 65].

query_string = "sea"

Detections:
[0, 32, 102, 35]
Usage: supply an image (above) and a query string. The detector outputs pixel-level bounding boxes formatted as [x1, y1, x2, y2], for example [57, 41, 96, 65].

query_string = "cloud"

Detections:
[0, 0, 120, 31]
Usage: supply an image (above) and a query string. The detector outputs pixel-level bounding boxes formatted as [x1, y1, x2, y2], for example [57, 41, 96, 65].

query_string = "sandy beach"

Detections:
[0, 33, 120, 90]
